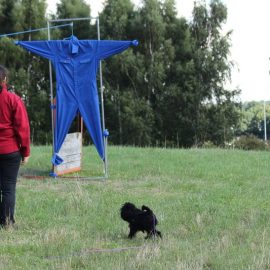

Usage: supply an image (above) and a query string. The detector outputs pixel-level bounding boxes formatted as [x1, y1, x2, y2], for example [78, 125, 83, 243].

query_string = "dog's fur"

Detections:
[120, 202, 162, 239]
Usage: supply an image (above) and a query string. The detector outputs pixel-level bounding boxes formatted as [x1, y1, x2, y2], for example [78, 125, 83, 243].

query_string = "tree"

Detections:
[157, 0, 195, 146]
[129, 0, 178, 146]
[100, 0, 155, 145]
[189, 0, 240, 145]
[0, 0, 242, 147]
[0, 0, 17, 34]
[12, 0, 47, 40]
[239, 101, 270, 140]
[56, 0, 92, 39]
[3, 0, 52, 144]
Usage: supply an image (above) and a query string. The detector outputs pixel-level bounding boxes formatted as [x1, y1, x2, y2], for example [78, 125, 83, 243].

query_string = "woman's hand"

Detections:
[21, 156, 30, 165]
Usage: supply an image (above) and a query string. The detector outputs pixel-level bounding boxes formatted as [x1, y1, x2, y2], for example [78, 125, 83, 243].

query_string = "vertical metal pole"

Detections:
[97, 17, 108, 178]
[47, 22, 55, 156]
[264, 100, 267, 141]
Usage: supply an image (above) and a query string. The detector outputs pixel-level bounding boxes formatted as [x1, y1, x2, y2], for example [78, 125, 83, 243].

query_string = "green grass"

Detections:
[2, 145, 270, 269]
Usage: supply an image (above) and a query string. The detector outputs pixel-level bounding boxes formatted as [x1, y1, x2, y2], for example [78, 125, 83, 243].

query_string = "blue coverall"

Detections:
[16, 35, 138, 164]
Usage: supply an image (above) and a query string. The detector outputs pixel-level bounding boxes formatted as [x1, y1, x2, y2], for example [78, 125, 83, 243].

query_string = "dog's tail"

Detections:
[120, 202, 136, 222]
[141, 205, 153, 213]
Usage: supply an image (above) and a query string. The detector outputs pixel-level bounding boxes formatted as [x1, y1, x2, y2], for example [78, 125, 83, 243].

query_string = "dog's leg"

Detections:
[128, 226, 137, 239]
[144, 230, 153, 239]
[156, 230, 162, 238]
[145, 234, 151, 239]
[145, 230, 162, 239]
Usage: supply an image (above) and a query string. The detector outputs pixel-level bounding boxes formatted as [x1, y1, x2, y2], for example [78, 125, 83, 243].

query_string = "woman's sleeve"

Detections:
[13, 97, 31, 157]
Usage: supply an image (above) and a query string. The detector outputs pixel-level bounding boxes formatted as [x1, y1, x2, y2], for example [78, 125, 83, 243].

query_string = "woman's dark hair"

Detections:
[0, 65, 8, 82]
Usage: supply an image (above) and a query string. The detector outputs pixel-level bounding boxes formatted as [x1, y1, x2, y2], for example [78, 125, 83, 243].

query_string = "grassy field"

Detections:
[1, 145, 270, 269]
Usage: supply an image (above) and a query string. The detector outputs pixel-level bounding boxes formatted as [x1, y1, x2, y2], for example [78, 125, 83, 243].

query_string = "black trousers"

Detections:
[0, 151, 21, 226]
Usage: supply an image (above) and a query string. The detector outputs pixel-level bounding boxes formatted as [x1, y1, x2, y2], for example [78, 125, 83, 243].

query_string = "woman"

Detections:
[0, 65, 30, 228]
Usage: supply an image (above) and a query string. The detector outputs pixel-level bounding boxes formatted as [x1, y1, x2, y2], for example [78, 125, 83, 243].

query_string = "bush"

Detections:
[234, 135, 268, 151]
[202, 141, 217, 149]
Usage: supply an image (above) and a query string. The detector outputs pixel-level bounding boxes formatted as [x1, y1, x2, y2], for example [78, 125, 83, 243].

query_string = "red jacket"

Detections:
[0, 83, 30, 157]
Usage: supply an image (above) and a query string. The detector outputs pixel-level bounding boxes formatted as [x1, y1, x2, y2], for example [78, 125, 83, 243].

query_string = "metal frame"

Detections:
[47, 17, 108, 179]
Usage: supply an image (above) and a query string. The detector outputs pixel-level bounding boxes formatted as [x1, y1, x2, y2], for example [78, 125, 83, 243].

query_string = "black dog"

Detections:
[120, 202, 162, 239]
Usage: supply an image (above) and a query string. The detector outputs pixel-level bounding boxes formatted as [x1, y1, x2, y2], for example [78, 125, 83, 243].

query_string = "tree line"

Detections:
[0, 0, 249, 147]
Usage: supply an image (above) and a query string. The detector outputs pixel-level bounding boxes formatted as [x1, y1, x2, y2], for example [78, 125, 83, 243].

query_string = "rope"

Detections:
[19, 175, 107, 181]
[45, 245, 145, 260]
[0, 23, 73, 38]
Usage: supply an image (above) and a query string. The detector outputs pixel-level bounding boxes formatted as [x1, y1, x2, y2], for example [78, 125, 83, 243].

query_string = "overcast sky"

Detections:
[47, 0, 270, 102]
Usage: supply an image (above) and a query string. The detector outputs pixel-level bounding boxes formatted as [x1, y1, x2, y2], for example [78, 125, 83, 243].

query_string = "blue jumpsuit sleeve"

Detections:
[97, 40, 138, 60]
[15, 41, 55, 60]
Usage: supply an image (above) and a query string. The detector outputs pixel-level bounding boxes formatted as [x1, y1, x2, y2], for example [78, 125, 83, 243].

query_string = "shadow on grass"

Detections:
[18, 166, 52, 178]
[18, 167, 107, 181]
